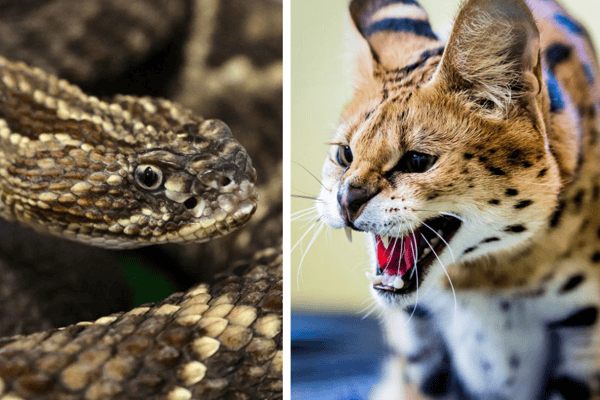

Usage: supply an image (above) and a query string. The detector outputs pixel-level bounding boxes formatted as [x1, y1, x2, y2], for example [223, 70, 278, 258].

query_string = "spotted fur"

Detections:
[316, 0, 600, 398]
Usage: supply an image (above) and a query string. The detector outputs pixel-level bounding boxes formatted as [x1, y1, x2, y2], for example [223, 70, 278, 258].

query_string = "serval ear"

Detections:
[349, 0, 442, 70]
[436, 0, 542, 112]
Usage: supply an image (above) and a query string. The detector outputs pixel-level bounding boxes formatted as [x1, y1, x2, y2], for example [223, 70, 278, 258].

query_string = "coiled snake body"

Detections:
[0, 0, 282, 399]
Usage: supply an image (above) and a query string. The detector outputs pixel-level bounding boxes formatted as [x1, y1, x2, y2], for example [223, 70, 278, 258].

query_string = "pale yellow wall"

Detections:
[291, 0, 600, 313]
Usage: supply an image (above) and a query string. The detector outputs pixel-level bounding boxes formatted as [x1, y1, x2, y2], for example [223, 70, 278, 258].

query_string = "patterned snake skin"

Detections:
[0, 0, 282, 398]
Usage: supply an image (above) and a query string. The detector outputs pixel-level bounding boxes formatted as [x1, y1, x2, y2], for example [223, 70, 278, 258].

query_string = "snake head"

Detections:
[0, 63, 258, 248]
[124, 119, 258, 247]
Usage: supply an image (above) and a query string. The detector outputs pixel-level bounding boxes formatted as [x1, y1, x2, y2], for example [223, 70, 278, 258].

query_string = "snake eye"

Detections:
[396, 151, 438, 173]
[135, 164, 163, 190]
[336, 145, 353, 167]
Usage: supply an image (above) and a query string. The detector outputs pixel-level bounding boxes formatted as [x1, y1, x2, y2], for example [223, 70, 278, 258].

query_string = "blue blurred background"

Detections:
[292, 315, 387, 400]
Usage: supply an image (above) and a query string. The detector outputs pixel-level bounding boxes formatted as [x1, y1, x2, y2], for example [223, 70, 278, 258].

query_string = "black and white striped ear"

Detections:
[436, 0, 542, 111]
[350, 0, 441, 70]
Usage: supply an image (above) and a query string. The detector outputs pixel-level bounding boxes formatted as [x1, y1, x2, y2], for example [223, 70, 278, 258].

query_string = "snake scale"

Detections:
[0, 0, 282, 399]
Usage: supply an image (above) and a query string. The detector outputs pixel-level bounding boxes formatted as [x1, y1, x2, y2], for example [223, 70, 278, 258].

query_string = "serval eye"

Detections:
[398, 151, 438, 173]
[135, 164, 163, 190]
[336, 145, 353, 167]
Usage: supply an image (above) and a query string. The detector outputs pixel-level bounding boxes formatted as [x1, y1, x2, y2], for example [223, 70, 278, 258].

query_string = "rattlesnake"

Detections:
[0, 0, 282, 399]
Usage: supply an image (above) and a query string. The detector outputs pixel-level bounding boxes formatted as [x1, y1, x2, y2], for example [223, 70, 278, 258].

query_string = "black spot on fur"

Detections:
[506, 149, 533, 169]
[597, 227, 600, 239]
[479, 156, 488, 163]
[404, 305, 430, 319]
[578, 104, 596, 119]
[487, 166, 506, 176]
[559, 275, 585, 293]
[594, 185, 600, 201]
[407, 348, 433, 364]
[510, 355, 520, 369]
[422, 370, 452, 397]
[488, 199, 500, 205]
[549, 376, 591, 400]
[481, 361, 492, 371]
[505, 189, 519, 196]
[501, 301, 511, 312]
[573, 190, 585, 209]
[514, 200, 533, 209]
[481, 237, 500, 244]
[475, 332, 485, 342]
[506, 377, 517, 386]
[467, 184, 475, 189]
[464, 246, 478, 254]
[550, 201, 566, 228]
[505, 225, 526, 233]
[538, 168, 548, 178]
[549, 307, 598, 328]
[592, 252, 600, 263]
[427, 193, 439, 200]
[545, 43, 573, 73]
[580, 219, 590, 232]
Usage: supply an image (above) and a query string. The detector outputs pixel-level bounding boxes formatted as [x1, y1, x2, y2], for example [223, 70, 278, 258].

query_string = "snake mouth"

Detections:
[370, 216, 461, 296]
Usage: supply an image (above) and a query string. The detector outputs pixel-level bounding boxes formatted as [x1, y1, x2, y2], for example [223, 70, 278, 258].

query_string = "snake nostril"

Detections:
[220, 176, 232, 186]
[183, 197, 198, 209]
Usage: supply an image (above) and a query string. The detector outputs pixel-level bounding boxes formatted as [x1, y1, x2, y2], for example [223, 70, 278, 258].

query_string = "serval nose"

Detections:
[337, 182, 379, 224]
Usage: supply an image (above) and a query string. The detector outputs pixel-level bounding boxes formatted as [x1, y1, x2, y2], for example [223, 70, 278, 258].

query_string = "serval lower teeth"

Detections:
[393, 276, 404, 289]
[382, 273, 393, 286]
